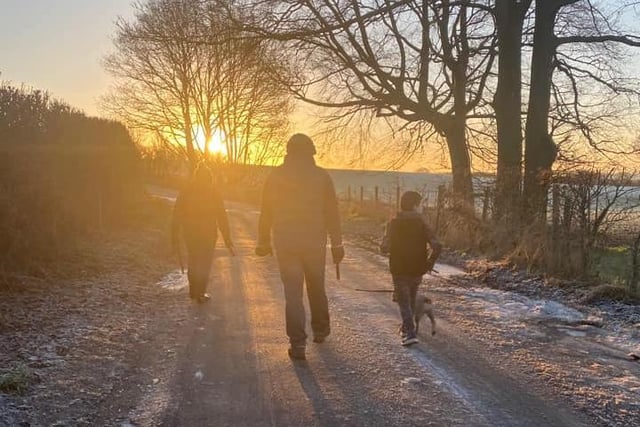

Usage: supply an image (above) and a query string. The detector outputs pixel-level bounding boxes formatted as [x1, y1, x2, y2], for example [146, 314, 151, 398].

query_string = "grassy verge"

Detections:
[0, 363, 30, 394]
[591, 246, 631, 284]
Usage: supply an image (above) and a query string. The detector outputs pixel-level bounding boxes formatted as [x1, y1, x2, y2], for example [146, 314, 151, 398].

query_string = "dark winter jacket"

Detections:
[172, 184, 231, 246]
[381, 211, 436, 276]
[258, 154, 342, 251]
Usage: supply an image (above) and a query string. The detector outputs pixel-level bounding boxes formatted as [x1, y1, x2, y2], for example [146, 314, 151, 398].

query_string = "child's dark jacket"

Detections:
[381, 211, 435, 276]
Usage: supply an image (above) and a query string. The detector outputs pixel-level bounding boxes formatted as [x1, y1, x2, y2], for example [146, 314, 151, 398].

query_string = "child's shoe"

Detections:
[401, 335, 419, 346]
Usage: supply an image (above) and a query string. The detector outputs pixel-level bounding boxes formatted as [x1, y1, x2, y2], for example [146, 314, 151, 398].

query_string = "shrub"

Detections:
[0, 83, 143, 274]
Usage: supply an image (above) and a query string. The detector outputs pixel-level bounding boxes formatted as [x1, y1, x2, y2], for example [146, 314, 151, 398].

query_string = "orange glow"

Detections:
[193, 125, 227, 157]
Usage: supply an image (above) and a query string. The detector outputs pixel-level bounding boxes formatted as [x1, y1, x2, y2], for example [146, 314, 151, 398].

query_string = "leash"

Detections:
[353, 269, 458, 293]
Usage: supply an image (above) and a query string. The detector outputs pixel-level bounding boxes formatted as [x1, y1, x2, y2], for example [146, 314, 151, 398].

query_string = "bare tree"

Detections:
[238, 0, 496, 205]
[103, 0, 292, 170]
[522, 0, 640, 222]
[493, 0, 533, 224]
[103, 0, 202, 166]
[551, 168, 640, 278]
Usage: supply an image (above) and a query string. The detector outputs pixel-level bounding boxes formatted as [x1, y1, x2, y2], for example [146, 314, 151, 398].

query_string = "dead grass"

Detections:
[0, 195, 172, 291]
[580, 284, 640, 304]
[0, 363, 30, 394]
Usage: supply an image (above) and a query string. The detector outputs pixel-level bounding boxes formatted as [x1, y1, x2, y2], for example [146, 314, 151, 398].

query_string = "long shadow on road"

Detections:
[118, 202, 593, 427]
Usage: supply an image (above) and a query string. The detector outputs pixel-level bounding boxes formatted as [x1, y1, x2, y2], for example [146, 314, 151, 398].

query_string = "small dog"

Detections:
[396, 293, 436, 336]
[414, 294, 436, 336]
[355, 288, 437, 336]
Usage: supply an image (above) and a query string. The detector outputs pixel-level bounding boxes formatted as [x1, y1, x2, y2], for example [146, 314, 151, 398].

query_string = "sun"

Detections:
[193, 125, 227, 156]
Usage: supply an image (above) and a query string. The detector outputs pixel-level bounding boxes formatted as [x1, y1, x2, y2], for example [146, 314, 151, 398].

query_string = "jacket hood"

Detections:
[396, 210, 422, 219]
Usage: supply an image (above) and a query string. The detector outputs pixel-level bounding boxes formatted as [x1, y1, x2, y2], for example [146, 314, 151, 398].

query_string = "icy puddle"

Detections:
[157, 269, 189, 291]
[432, 263, 466, 278]
[432, 281, 640, 357]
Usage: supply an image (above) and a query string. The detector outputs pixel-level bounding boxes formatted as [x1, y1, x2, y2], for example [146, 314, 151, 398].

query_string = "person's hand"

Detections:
[425, 241, 442, 271]
[225, 240, 236, 257]
[331, 245, 345, 264]
[255, 245, 273, 257]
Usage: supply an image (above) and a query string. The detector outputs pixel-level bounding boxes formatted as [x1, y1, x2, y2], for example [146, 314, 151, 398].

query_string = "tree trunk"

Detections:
[523, 2, 560, 223]
[444, 117, 473, 207]
[494, 0, 532, 225]
[183, 109, 197, 172]
[445, 2, 473, 209]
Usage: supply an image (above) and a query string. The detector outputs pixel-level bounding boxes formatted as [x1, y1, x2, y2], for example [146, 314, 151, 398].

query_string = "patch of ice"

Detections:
[432, 263, 465, 277]
[459, 287, 586, 324]
[401, 377, 422, 385]
[559, 329, 588, 337]
[528, 300, 585, 322]
[157, 269, 189, 291]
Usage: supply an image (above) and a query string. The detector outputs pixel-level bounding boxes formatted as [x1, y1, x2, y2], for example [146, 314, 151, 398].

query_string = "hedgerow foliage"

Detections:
[0, 83, 142, 273]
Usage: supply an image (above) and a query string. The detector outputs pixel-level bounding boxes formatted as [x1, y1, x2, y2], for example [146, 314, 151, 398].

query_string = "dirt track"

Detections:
[1, 201, 639, 426]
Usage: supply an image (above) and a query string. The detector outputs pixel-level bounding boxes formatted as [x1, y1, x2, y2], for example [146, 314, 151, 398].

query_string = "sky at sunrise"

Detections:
[1, 1, 638, 171]
[0, 0, 134, 116]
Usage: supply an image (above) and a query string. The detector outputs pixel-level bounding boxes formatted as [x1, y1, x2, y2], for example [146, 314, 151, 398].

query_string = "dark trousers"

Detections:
[276, 245, 330, 347]
[186, 238, 216, 298]
[392, 275, 422, 338]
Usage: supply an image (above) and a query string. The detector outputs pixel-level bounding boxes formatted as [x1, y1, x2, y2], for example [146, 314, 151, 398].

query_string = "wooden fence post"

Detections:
[435, 185, 446, 235]
[563, 193, 573, 231]
[360, 186, 364, 204]
[347, 185, 352, 202]
[551, 184, 560, 235]
[481, 187, 491, 222]
[396, 185, 401, 210]
[98, 187, 104, 231]
[629, 232, 640, 294]
[374, 186, 379, 205]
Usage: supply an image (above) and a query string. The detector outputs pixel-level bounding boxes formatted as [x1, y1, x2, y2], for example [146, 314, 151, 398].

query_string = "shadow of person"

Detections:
[291, 362, 343, 425]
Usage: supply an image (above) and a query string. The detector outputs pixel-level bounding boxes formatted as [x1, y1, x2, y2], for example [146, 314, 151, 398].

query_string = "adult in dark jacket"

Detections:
[172, 165, 234, 303]
[381, 191, 441, 345]
[256, 134, 344, 360]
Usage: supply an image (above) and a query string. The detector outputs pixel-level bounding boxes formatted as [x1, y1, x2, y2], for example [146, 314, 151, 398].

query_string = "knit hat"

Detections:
[286, 133, 316, 156]
[400, 191, 422, 211]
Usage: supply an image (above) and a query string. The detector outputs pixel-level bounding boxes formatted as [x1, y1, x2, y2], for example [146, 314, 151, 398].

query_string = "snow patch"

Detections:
[157, 269, 188, 291]
[431, 263, 466, 277]
[400, 377, 422, 385]
[433, 282, 640, 355]
[558, 329, 587, 337]
[438, 286, 588, 324]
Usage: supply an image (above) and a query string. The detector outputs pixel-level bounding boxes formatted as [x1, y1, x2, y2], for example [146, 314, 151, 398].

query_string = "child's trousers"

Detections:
[392, 275, 422, 338]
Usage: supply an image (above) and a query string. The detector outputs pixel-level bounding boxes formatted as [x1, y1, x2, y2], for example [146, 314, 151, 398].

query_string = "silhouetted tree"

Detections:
[0, 82, 141, 271]
[238, 0, 496, 205]
[522, 0, 640, 222]
[103, 0, 292, 169]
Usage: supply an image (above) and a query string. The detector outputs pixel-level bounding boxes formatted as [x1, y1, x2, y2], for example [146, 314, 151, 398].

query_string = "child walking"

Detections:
[380, 191, 441, 346]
